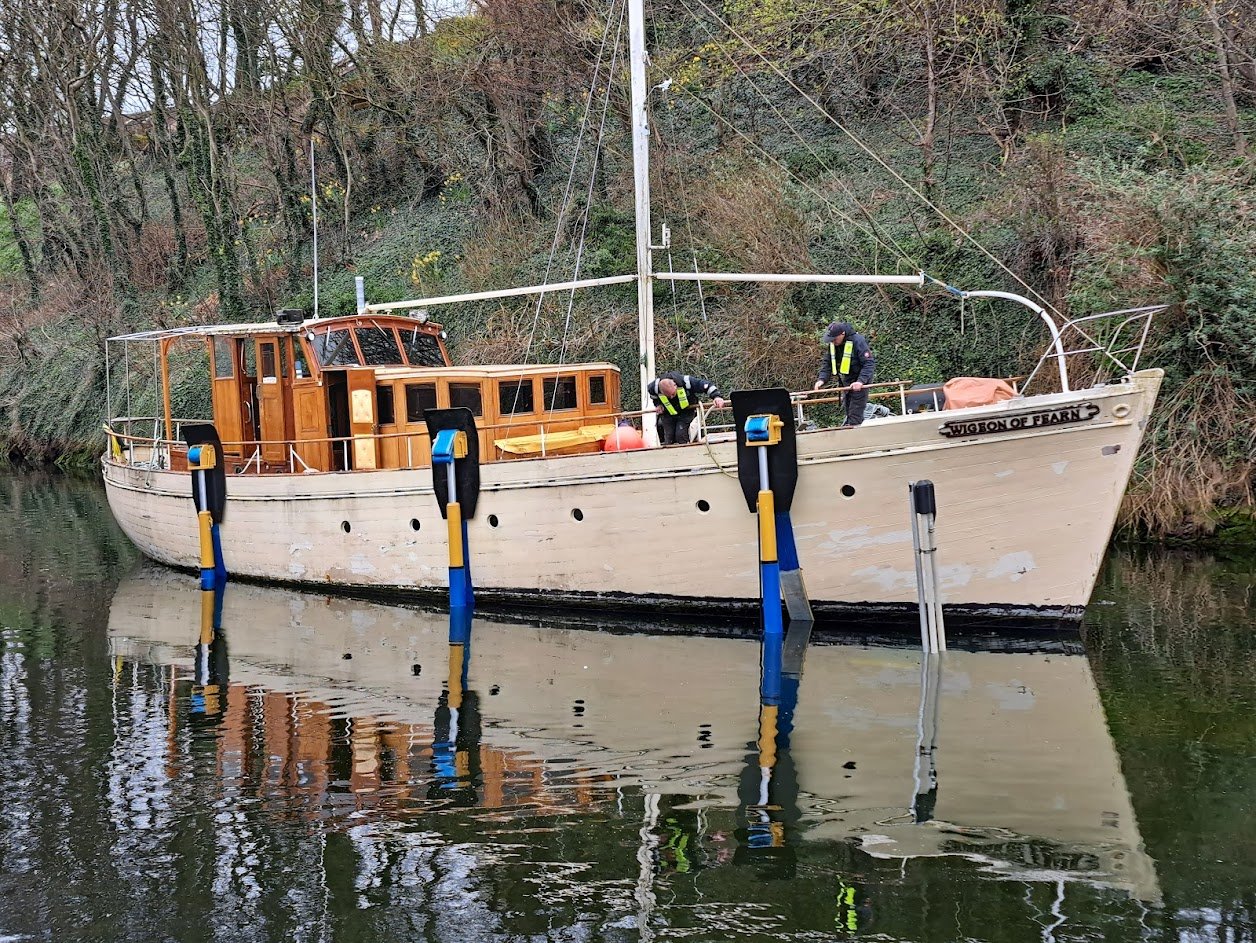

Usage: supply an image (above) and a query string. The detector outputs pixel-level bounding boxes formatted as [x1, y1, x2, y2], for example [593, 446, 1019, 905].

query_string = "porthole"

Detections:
[341, 520, 352, 533]
[488, 514, 499, 528]
[409, 518, 421, 531]
[840, 485, 856, 499]
[696, 500, 711, 513]
[1112, 404, 1131, 418]
[571, 508, 584, 522]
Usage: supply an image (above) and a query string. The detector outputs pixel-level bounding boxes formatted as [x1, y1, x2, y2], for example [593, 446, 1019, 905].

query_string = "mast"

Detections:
[627, 0, 658, 440]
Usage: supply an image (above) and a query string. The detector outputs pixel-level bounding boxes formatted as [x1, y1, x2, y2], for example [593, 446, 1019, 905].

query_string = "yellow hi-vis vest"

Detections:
[658, 387, 691, 415]
[830, 340, 854, 379]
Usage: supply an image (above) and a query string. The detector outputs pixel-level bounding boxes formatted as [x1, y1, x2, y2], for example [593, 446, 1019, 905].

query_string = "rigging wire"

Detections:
[674, 0, 919, 269]
[548, 0, 627, 408]
[658, 86, 708, 323]
[513, 0, 624, 393]
[685, 0, 1063, 317]
[662, 73, 914, 272]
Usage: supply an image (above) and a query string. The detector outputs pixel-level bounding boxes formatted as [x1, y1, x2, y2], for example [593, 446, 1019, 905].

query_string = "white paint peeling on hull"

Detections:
[986, 551, 1038, 583]
[822, 526, 913, 551]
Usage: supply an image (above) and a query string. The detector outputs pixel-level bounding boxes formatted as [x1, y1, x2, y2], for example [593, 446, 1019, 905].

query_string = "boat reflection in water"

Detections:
[107, 566, 1159, 905]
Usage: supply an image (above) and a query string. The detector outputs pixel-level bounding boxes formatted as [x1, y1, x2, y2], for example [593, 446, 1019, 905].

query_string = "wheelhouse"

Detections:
[105, 312, 622, 475]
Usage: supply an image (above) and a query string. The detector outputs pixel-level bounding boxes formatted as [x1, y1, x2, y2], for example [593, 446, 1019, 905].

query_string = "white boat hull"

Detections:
[102, 370, 1162, 625]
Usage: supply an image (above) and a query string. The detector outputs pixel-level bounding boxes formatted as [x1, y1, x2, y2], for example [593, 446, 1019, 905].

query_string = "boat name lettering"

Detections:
[938, 403, 1100, 438]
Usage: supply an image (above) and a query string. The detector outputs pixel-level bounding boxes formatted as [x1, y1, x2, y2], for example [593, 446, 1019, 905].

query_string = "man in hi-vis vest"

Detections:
[647, 372, 725, 444]
[813, 320, 876, 426]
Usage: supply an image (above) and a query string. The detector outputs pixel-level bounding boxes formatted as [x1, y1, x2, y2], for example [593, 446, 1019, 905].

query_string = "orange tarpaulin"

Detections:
[941, 377, 1016, 409]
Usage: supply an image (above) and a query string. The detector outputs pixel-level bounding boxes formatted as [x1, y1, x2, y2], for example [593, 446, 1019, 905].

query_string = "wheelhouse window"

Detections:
[291, 338, 311, 379]
[377, 384, 396, 425]
[588, 374, 606, 405]
[405, 383, 437, 423]
[543, 376, 579, 411]
[312, 329, 360, 367]
[450, 383, 483, 416]
[498, 379, 534, 415]
[401, 327, 446, 367]
[356, 326, 404, 366]
[213, 337, 233, 378]
[260, 343, 278, 381]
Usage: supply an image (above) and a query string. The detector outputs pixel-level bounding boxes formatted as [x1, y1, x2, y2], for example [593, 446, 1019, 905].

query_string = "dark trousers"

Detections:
[843, 388, 870, 426]
[658, 411, 696, 444]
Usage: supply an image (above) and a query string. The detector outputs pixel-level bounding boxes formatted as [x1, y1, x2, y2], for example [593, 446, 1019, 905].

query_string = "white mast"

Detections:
[627, 0, 658, 444]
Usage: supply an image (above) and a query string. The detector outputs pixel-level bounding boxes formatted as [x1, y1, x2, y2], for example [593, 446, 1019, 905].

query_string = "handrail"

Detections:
[102, 372, 1037, 473]
[1021, 305, 1164, 393]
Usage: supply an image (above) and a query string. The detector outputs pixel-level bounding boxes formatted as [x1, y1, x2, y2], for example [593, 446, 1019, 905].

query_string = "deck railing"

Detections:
[102, 373, 1019, 476]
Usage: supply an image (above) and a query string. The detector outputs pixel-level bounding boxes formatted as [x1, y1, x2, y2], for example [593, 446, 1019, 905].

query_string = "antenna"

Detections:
[310, 139, 319, 319]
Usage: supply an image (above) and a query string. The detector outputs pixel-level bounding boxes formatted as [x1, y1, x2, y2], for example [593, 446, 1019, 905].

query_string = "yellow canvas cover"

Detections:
[494, 424, 617, 456]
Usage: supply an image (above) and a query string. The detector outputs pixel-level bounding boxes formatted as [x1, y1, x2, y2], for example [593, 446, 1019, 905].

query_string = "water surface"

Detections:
[0, 470, 1252, 941]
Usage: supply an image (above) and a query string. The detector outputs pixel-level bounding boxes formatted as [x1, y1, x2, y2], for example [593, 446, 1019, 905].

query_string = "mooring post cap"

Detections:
[431, 429, 468, 465]
[911, 479, 937, 517]
[744, 414, 783, 446]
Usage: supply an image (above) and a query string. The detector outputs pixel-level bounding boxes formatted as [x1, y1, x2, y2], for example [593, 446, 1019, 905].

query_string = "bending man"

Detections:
[813, 320, 876, 427]
[647, 372, 725, 444]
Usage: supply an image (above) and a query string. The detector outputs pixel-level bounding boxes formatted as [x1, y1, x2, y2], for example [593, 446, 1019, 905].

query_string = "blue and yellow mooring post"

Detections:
[745, 413, 786, 646]
[188, 442, 227, 591]
[432, 428, 474, 614]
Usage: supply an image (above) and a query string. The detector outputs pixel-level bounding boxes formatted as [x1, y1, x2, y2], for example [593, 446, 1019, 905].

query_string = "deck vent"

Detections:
[276, 308, 306, 325]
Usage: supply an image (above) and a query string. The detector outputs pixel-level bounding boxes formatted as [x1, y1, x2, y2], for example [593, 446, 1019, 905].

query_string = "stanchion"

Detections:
[909, 480, 946, 653]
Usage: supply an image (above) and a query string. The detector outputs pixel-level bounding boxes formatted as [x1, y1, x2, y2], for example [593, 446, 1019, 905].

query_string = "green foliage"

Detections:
[0, 198, 41, 277]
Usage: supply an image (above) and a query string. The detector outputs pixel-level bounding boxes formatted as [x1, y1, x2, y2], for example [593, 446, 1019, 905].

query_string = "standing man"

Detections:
[813, 321, 876, 427]
[647, 372, 726, 444]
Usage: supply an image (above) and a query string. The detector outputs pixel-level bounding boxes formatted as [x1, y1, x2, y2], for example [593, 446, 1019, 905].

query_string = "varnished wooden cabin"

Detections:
[129, 312, 622, 474]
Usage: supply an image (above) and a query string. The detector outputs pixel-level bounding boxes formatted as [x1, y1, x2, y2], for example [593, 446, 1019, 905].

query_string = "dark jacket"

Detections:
[647, 371, 720, 415]
[817, 327, 875, 386]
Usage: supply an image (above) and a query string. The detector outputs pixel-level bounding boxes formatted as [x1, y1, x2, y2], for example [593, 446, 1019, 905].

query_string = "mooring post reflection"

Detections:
[737, 619, 807, 877]
[430, 606, 480, 804]
[190, 583, 228, 718]
[912, 652, 943, 823]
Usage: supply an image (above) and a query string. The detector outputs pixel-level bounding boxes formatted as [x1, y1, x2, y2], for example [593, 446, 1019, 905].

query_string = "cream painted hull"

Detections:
[107, 567, 1160, 901]
[102, 370, 1162, 623]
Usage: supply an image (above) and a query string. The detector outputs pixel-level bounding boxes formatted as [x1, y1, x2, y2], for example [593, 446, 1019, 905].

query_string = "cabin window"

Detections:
[588, 374, 606, 405]
[356, 326, 403, 366]
[543, 376, 579, 411]
[213, 338, 233, 378]
[377, 385, 396, 425]
[292, 338, 311, 379]
[498, 379, 534, 415]
[401, 327, 446, 367]
[260, 344, 277, 380]
[450, 383, 483, 416]
[405, 383, 437, 423]
[313, 329, 360, 367]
